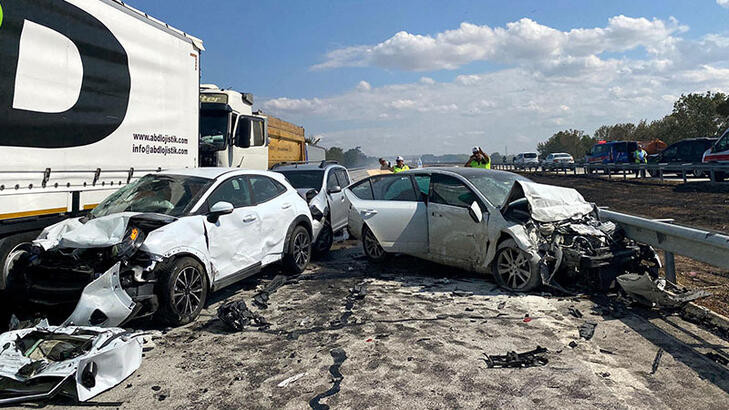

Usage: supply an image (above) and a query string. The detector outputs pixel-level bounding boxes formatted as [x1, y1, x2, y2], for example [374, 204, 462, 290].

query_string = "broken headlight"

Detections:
[111, 226, 145, 260]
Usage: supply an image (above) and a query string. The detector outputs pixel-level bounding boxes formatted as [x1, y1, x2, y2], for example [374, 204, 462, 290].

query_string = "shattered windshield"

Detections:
[464, 173, 530, 206]
[278, 170, 324, 189]
[90, 174, 211, 218]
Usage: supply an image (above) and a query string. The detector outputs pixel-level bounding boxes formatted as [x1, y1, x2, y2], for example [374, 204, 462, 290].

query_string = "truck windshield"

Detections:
[524, 153, 537, 159]
[278, 170, 325, 189]
[90, 174, 211, 218]
[200, 111, 229, 149]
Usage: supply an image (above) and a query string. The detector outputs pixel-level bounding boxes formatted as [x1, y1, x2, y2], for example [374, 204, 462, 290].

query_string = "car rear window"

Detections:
[524, 153, 537, 158]
[278, 170, 324, 189]
[371, 175, 417, 201]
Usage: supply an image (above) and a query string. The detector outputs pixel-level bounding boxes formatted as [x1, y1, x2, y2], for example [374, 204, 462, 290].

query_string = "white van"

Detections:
[514, 152, 540, 169]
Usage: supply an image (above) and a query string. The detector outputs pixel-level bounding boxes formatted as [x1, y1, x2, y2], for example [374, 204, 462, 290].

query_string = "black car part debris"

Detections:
[567, 306, 583, 318]
[253, 274, 289, 310]
[217, 300, 270, 331]
[309, 348, 347, 410]
[650, 348, 664, 374]
[705, 352, 729, 366]
[578, 321, 597, 340]
[483, 346, 548, 368]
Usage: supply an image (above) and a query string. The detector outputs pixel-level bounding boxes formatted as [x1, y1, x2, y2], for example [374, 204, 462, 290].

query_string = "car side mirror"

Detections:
[207, 201, 234, 223]
[468, 201, 483, 223]
[327, 185, 342, 194]
[305, 189, 318, 202]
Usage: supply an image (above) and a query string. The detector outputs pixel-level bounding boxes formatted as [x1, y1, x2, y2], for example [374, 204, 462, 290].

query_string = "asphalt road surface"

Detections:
[41, 241, 729, 409]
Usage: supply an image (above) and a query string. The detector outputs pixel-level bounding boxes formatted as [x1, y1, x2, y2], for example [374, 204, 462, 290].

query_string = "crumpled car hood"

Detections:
[34, 212, 175, 250]
[507, 180, 595, 223]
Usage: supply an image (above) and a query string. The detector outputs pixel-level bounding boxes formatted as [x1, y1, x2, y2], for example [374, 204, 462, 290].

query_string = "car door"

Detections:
[249, 175, 295, 261]
[326, 169, 347, 230]
[344, 174, 427, 254]
[427, 173, 488, 268]
[203, 176, 262, 282]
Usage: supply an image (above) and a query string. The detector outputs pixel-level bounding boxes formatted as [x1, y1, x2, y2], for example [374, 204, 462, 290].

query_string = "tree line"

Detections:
[536, 91, 729, 159]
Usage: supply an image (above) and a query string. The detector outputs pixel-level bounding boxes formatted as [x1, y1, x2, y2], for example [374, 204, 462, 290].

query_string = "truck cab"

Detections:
[199, 85, 269, 169]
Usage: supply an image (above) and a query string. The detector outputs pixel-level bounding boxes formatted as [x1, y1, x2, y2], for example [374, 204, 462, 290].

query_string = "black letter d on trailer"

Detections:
[0, 0, 131, 148]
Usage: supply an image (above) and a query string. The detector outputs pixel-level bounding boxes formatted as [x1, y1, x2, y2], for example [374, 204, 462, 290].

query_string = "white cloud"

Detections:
[264, 16, 729, 156]
[311, 16, 686, 72]
[718, 0, 729, 8]
[356, 80, 371, 91]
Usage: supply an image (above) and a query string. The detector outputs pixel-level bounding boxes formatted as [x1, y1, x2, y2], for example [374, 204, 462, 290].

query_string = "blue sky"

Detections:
[128, 0, 729, 156]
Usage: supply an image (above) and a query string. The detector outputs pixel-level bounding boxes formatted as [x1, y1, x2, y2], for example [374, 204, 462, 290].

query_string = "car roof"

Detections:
[401, 166, 526, 179]
[160, 167, 279, 180]
[272, 162, 344, 171]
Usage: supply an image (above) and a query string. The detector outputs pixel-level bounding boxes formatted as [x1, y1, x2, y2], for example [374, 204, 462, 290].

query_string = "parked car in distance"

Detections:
[13, 168, 313, 326]
[344, 168, 659, 292]
[543, 153, 575, 166]
[272, 161, 352, 255]
[514, 152, 539, 168]
[703, 128, 729, 181]
[648, 138, 717, 177]
[586, 141, 639, 164]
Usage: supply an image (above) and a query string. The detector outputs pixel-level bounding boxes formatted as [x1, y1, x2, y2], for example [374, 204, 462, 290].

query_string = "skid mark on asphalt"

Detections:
[309, 348, 348, 410]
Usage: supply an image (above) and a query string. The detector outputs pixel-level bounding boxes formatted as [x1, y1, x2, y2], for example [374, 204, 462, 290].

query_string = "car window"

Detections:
[250, 175, 286, 204]
[662, 145, 678, 159]
[207, 177, 252, 208]
[371, 175, 417, 201]
[278, 170, 324, 189]
[334, 169, 350, 187]
[677, 142, 691, 159]
[430, 174, 477, 208]
[714, 133, 729, 152]
[349, 179, 374, 200]
[412, 175, 430, 199]
[326, 171, 340, 191]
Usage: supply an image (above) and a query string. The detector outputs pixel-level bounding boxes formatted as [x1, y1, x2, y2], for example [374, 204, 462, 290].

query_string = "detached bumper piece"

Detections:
[0, 321, 143, 405]
[616, 273, 711, 308]
[483, 346, 549, 368]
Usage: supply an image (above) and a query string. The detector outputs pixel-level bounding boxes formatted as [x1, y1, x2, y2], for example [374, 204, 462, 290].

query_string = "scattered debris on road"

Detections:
[704, 352, 729, 367]
[578, 321, 597, 340]
[278, 372, 307, 388]
[217, 300, 270, 331]
[568, 306, 583, 318]
[483, 346, 549, 368]
[617, 273, 711, 308]
[253, 274, 290, 310]
[0, 321, 143, 405]
[650, 348, 664, 374]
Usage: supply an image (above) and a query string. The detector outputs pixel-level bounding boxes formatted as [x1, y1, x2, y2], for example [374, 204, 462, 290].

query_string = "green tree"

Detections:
[325, 146, 344, 163]
[537, 129, 595, 159]
[342, 146, 368, 167]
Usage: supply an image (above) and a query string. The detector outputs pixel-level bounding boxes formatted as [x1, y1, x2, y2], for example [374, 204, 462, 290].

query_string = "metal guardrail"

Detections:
[493, 162, 729, 183]
[596, 209, 729, 283]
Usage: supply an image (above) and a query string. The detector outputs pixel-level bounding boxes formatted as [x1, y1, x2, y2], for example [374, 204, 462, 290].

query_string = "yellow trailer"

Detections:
[266, 115, 306, 169]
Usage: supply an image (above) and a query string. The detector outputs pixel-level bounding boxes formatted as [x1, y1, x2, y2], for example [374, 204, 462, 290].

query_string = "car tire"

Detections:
[312, 222, 333, 258]
[492, 239, 541, 292]
[156, 257, 208, 326]
[284, 225, 311, 274]
[362, 225, 387, 263]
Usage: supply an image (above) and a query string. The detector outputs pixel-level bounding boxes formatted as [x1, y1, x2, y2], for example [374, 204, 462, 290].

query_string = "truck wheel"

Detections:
[284, 225, 311, 274]
[313, 222, 333, 258]
[157, 257, 208, 326]
[492, 239, 541, 292]
[1, 231, 38, 290]
[362, 225, 387, 263]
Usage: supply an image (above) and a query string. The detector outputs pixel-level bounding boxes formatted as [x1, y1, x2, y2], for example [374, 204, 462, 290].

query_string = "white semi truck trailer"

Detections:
[0, 0, 203, 291]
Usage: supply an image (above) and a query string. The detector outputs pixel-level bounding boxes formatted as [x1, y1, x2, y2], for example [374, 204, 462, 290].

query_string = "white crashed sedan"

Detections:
[345, 168, 659, 292]
[14, 168, 313, 326]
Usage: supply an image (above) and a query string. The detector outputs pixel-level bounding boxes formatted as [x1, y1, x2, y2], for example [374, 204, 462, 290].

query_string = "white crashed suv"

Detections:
[273, 161, 352, 256]
[13, 168, 313, 326]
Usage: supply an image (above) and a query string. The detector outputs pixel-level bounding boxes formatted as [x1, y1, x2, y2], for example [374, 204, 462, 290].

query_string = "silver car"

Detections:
[345, 168, 659, 292]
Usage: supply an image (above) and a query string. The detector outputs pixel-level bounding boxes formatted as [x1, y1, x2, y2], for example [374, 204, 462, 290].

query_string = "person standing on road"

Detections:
[379, 157, 393, 171]
[634, 146, 648, 177]
[465, 146, 491, 169]
[393, 156, 410, 173]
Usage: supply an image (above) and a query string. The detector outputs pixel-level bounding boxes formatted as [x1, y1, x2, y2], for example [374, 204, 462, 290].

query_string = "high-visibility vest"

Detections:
[471, 159, 491, 169]
[393, 165, 410, 173]
[634, 150, 647, 163]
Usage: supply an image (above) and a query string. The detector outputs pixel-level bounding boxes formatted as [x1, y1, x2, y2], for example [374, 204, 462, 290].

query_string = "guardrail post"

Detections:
[659, 168, 664, 183]
[682, 169, 687, 183]
[664, 251, 676, 284]
[623, 167, 627, 180]
[710, 169, 716, 183]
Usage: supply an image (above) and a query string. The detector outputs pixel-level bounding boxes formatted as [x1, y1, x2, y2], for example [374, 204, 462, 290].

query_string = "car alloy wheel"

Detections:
[364, 228, 385, 260]
[172, 266, 204, 316]
[293, 230, 311, 271]
[496, 247, 532, 290]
